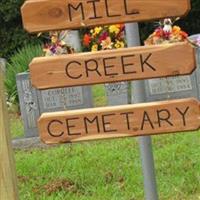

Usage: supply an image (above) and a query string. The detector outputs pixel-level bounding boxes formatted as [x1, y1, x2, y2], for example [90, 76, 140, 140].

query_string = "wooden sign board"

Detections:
[0, 69, 18, 199]
[21, 0, 190, 32]
[30, 42, 196, 89]
[38, 98, 200, 144]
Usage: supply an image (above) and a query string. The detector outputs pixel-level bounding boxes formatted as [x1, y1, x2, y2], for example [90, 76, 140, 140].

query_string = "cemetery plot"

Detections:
[38, 98, 200, 144]
[30, 42, 195, 89]
[21, 0, 190, 32]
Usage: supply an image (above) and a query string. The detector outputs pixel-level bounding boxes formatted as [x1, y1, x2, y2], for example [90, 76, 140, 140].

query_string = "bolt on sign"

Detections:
[38, 98, 200, 144]
[21, 0, 191, 32]
[30, 42, 196, 89]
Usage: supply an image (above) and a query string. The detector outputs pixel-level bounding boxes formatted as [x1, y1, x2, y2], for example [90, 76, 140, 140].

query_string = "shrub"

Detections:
[5, 44, 43, 106]
[0, 0, 41, 59]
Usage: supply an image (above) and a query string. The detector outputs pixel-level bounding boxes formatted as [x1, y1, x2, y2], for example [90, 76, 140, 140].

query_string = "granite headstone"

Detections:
[37, 86, 93, 113]
[17, 30, 93, 137]
[145, 35, 200, 102]
[105, 82, 129, 106]
[16, 73, 40, 137]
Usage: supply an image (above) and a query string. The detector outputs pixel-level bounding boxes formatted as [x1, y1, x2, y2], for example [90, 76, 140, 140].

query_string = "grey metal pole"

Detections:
[125, 23, 159, 200]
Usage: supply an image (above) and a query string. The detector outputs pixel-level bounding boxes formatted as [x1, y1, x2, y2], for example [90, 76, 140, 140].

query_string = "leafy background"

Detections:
[0, 0, 200, 59]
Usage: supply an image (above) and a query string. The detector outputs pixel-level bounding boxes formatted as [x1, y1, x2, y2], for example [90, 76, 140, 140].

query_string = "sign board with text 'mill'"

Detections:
[21, 0, 191, 32]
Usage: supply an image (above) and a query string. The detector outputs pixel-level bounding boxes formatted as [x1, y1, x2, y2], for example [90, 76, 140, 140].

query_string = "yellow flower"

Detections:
[51, 35, 58, 44]
[92, 27, 102, 37]
[109, 25, 120, 34]
[114, 40, 125, 49]
[92, 44, 98, 52]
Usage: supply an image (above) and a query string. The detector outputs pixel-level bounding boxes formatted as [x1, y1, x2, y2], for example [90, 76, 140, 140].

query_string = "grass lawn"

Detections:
[10, 85, 200, 200]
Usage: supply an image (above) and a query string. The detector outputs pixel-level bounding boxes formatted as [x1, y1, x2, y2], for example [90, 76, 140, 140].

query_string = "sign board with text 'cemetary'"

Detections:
[30, 42, 195, 89]
[38, 98, 200, 144]
[21, 0, 191, 32]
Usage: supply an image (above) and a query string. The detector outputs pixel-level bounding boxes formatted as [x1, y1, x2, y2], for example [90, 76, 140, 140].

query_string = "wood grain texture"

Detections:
[30, 42, 196, 89]
[21, 0, 191, 32]
[38, 98, 200, 144]
[0, 69, 18, 200]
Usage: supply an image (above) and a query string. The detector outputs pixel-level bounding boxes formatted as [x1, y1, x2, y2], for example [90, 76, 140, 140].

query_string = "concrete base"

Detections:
[12, 137, 56, 150]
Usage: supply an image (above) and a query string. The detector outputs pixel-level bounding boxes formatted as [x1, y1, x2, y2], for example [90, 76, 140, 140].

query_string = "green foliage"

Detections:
[0, 0, 41, 59]
[5, 44, 43, 106]
[0, 0, 200, 58]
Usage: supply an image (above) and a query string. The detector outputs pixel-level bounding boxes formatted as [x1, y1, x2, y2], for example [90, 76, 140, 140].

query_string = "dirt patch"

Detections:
[118, 176, 125, 189]
[44, 179, 77, 195]
[18, 175, 30, 183]
[33, 178, 81, 196]
[105, 172, 114, 184]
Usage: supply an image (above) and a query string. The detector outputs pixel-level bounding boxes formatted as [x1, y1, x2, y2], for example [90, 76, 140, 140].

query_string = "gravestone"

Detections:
[38, 30, 93, 113]
[17, 72, 93, 137]
[16, 73, 40, 137]
[37, 86, 93, 113]
[189, 34, 200, 99]
[144, 36, 200, 102]
[17, 30, 93, 137]
[144, 73, 198, 102]
[62, 30, 81, 52]
[105, 82, 129, 106]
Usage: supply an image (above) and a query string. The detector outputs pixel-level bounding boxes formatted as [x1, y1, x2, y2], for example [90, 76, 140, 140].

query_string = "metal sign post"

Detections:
[125, 23, 159, 200]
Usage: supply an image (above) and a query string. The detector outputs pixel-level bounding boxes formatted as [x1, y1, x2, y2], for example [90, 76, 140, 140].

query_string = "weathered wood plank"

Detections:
[30, 42, 196, 89]
[38, 98, 200, 144]
[0, 69, 18, 199]
[21, 0, 191, 33]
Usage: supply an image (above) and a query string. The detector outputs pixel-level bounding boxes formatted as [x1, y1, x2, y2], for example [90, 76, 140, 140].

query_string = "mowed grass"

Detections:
[11, 85, 200, 200]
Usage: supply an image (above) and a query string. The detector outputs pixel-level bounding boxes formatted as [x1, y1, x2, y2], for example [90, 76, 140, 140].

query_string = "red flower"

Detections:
[163, 31, 171, 40]
[180, 31, 188, 39]
[155, 28, 164, 37]
[98, 32, 109, 43]
[83, 34, 91, 46]
[119, 24, 125, 32]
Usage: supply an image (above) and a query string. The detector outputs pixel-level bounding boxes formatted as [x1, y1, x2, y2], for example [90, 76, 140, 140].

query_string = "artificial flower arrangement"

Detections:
[42, 31, 75, 56]
[144, 18, 188, 45]
[82, 24, 127, 52]
[192, 35, 200, 47]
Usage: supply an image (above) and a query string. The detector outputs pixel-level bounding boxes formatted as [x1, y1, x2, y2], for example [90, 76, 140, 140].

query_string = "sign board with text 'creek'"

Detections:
[38, 98, 200, 144]
[30, 42, 195, 89]
[21, 0, 190, 32]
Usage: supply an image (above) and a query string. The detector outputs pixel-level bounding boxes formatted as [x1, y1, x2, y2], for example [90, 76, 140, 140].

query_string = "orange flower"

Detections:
[172, 26, 181, 35]
[83, 34, 91, 46]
